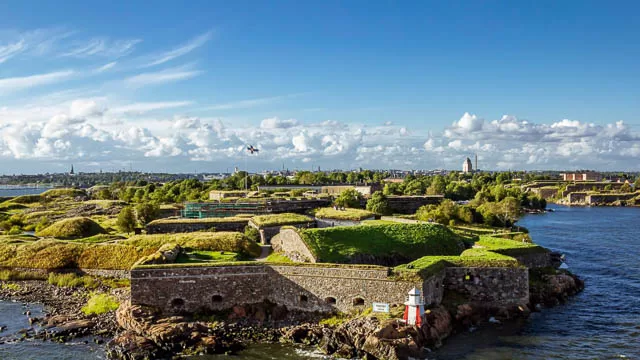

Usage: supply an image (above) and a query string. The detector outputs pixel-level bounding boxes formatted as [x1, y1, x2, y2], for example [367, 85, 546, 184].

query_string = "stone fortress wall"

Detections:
[131, 262, 531, 315]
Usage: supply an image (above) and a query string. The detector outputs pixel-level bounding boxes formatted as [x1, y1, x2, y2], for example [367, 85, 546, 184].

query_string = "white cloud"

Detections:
[124, 67, 201, 87]
[96, 62, 117, 72]
[201, 94, 301, 111]
[144, 31, 213, 67]
[260, 117, 298, 129]
[0, 39, 26, 63]
[0, 70, 75, 93]
[61, 38, 141, 58]
[110, 101, 192, 114]
[1, 105, 639, 172]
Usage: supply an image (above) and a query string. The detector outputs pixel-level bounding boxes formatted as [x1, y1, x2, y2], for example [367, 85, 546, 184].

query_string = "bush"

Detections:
[7, 225, 22, 235]
[244, 225, 260, 242]
[0, 269, 47, 281]
[134, 203, 160, 226]
[36, 217, 106, 239]
[82, 293, 119, 315]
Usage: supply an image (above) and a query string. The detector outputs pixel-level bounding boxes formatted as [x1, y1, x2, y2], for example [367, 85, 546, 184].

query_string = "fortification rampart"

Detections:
[562, 182, 623, 197]
[146, 219, 248, 234]
[443, 267, 529, 305]
[249, 220, 316, 245]
[130, 263, 530, 315]
[131, 264, 420, 314]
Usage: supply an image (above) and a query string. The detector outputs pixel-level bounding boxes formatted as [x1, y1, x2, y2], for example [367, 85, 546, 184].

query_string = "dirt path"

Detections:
[255, 245, 271, 261]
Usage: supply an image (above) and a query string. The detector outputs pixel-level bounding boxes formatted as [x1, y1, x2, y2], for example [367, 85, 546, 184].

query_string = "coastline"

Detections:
[0, 267, 583, 360]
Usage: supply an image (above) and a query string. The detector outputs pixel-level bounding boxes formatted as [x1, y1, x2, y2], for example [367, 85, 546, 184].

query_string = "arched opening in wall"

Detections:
[353, 297, 365, 306]
[212, 295, 223, 303]
[325, 297, 337, 305]
[299, 295, 308, 303]
[171, 298, 185, 307]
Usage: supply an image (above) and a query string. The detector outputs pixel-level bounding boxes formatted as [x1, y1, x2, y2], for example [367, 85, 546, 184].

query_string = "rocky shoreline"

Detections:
[0, 269, 584, 360]
[0, 280, 125, 345]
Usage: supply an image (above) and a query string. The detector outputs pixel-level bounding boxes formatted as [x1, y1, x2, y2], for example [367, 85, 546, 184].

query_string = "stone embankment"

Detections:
[108, 268, 584, 360]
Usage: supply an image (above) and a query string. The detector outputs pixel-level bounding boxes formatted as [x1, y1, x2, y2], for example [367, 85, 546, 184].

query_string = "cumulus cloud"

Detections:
[0, 102, 639, 173]
[260, 117, 298, 129]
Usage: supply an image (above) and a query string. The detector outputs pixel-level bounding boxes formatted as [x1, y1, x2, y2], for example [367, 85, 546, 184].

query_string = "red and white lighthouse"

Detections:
[403, 287, 425, 326]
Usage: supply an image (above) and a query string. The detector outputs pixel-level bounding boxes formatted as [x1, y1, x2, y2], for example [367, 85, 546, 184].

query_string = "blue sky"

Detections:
[0, 1, 639, 173]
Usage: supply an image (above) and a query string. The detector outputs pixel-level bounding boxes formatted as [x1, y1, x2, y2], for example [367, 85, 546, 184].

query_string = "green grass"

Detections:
[36, 217, 106, 239]
[250, 213, 313, 228]
[0, 269, 47, 281]
[314, 207, 375, 221]
[47, 272, 99, 288]
[264, 251, 294, 263]
[124, 232, 262, 258]
[82, 293, 119, 315]
[148, 216, 250, 225]
[299, 223, 463, 263]
[175, 250, 239, 263]
[71, 234, 126, 243]
[40, 188, 87, 198]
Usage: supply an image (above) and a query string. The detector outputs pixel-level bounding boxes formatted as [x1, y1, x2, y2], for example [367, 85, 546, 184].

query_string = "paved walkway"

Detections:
[256, 245, 272, 261]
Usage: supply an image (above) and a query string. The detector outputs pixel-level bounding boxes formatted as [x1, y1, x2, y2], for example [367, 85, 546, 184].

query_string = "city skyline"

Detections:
[1, 1, 639, 173]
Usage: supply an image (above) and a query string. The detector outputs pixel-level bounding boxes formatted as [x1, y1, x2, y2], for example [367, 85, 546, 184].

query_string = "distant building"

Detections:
[560, 172, 602, 181]
[462, 158, 473, 174]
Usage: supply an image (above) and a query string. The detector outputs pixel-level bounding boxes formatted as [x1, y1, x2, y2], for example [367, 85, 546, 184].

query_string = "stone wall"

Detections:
[586, 192, 637, 205]
[443, 267, 529, 306]
[146, 219, 248, 234]
[567, 192, 588, 204]
[511, 251, 553, 269]
[422, 270, 445, 306]
[130, 264, 420, 314]
[268, 199, 331, 213]
[386, 196, 444, 214]
[271, 229, 317, 262]
[561, 182, 623, 197]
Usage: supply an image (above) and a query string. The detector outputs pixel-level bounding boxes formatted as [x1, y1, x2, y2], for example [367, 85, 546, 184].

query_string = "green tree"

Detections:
[95, 188, 112, 200]
[620, 182, 632, 193]
[634, 178, 640, 190]
[134, 203, 160, 226]
[116, 206, 137, 233]
[366, 191, 390, 215]
[334, 188, 361, 208]
[495, 196, 521, 227]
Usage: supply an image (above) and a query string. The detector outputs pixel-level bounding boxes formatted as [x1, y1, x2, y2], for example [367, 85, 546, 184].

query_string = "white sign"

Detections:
[372, 302, 390, 313]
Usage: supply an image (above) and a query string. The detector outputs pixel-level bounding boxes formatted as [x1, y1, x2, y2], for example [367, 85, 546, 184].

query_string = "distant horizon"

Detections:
[1, 167, 638, 178]
[1, 2, 639, 173]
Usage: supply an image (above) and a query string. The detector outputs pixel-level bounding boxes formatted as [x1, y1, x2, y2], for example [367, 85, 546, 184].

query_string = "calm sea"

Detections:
[1, 205, 639, 359]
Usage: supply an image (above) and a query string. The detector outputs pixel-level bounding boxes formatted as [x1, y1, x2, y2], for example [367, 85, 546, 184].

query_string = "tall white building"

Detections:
[462, 157, 473, 173]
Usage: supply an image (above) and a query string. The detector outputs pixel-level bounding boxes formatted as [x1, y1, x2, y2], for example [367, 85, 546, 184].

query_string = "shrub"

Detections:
[82, 293, 120, 315]
[7, 225, 22, 235]
[244, 225, 260, 242]
[36, 217, 106, 239]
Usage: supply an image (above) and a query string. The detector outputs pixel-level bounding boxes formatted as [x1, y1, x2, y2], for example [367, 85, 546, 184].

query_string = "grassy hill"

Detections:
[36, 217, 106, 239]
[298, 223, 464, 263]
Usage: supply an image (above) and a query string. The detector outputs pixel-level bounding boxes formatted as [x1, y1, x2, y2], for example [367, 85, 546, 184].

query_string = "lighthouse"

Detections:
[403, 287, 425, 326]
